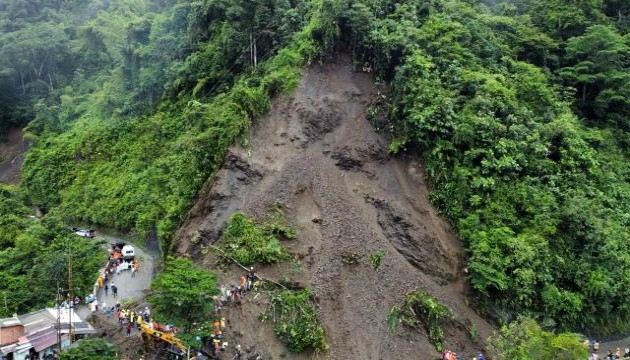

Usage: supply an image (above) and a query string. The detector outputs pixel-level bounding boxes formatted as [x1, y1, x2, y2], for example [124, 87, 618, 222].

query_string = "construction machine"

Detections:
[140, 322, 195, 360]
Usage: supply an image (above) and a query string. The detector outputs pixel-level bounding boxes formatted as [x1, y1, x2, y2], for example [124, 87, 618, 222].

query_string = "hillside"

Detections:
[0, 0, 629, 358]
[173, 57, 493, 358]
[0, 128, 27, 184]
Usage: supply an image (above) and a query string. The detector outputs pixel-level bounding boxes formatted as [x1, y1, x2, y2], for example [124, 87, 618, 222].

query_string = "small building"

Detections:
[0, 308, 95, 360]
[0, 316, 23, 359]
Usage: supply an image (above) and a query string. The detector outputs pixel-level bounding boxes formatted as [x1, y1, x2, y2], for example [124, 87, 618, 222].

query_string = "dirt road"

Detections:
[173, 56, 494, 359]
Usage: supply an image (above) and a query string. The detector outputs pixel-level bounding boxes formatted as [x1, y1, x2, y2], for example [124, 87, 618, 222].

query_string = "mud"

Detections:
[0, 128, 28, 184]
[173, 55, 494, 359]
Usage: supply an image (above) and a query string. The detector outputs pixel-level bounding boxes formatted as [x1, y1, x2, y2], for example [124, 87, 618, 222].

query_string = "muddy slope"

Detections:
[174, 57, 494, 359]
[0, 128, 28, 184]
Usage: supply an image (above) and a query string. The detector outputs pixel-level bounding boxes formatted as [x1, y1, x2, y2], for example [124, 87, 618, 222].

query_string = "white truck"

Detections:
[121, 245, 135, 260]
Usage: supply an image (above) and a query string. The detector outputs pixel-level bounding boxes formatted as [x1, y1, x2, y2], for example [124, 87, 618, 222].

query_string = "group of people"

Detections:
[116, 306, 149, 337]
[442, 350, 485, 360]
[204, 267, 261, 360]
[588, 340, 630, 360]
[214, 267, 259, 314]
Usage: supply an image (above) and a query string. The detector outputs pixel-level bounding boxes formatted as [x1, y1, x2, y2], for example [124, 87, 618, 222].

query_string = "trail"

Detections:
[174, 56, 493, 359]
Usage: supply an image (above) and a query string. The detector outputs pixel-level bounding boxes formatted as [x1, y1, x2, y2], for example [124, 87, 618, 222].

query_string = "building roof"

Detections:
[0, 316, 21, 328]
[17, 309, 56, 334]
[0, 344, 16, 355]
[22, 327, 58, 353]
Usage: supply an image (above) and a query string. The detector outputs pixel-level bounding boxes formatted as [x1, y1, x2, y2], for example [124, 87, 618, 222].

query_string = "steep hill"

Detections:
[0, 128, 28, 184]
[173, 56, 493, 359]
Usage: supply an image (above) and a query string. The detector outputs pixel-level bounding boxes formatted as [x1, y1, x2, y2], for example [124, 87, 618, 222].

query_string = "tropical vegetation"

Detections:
[1, 0, 629, 343]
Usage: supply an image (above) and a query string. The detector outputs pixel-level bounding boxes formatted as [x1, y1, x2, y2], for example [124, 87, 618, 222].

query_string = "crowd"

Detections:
[202, 267, 261, 360]
[442, 350, 485, 360]
[588, 340, 630, 360]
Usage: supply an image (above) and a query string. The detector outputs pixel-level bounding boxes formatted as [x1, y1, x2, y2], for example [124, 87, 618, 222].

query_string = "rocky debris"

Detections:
[225, 152, 263, 183]
[173, 57, 493, 360]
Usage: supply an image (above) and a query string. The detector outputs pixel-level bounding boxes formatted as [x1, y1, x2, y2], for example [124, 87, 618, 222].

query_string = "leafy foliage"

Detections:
[148, 257, 218, 325]
[264, 289, 327, 353]
[336, 0, 630, 335]
[0, 185, 106, 317]
[388, 290, 454, 352]
[369, 251, 384, 270]
[60, 338, 117, 360]
[222, 212, 293, 266]
[488, 317, 589, 360]
[20, 0, 338, 256]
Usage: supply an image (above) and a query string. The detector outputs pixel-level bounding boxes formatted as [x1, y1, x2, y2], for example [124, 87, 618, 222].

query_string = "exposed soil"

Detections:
[0, 127, 28, 184]
[173, 56, 494, 359]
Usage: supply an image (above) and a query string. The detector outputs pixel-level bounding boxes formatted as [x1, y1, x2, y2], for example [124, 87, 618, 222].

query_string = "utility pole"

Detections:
[56, 283, 61, 353]
[67, 240, 74, 344]
[250, 31, 258, 70]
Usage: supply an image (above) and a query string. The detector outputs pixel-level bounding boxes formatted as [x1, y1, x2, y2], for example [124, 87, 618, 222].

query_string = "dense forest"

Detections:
[1, 0, 629, 343]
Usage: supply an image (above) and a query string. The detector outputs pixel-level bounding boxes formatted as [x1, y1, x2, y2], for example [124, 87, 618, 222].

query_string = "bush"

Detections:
[222, 212, 293, 266]
[388, 290, 454, 352]
[488, 317, 589, 360]
[264, 289, 327, 352]
[60, 338, 116, 360]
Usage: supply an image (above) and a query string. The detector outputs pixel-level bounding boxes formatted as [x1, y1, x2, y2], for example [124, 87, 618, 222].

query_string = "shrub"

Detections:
[264, 289, 327, 352]
[388, 290, 454, 351]
[222, 212, 293, 266]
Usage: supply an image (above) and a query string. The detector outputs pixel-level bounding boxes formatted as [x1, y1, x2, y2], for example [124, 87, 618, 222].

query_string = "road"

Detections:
[77, 234, 157, 317]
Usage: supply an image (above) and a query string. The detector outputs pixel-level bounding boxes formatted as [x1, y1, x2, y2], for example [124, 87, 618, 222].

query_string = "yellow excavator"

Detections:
[140, 323, 195, 360]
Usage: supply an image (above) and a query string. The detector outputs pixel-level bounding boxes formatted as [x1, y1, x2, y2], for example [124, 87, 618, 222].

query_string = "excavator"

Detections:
[140, 322, 195, 360]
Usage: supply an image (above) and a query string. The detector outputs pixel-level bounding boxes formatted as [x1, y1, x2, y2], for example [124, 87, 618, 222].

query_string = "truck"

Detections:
[73, 228, 95, 238]
[121, 245, 135, 260]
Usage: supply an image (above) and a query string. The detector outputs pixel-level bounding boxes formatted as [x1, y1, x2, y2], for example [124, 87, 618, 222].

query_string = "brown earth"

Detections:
[0, 127, 28, 184]
[173, 56, 495, 359]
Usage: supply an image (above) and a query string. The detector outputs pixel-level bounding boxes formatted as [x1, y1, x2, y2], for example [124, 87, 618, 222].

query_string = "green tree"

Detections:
[60, 338, 116, 360]
[148, 257, 218, 325]
[488, 317, 589, 360]
[560, 25, 630, 130]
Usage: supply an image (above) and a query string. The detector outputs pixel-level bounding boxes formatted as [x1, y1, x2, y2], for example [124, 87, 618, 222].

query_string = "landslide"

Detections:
[0, 128, 28, 184]
[173, 56, 493, 359]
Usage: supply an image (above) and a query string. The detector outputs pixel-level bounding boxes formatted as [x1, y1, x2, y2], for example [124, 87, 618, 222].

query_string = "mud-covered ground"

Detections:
[0, 128, 28, 184]
[173, 56, 494, 359]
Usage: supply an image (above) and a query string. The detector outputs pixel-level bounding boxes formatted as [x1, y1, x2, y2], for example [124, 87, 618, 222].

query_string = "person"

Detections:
[104, 284, 109, 296]
[476, 353, 485, 360]
[606, 350, 614, 360]
[112, 284, 118, 298]
[235, 344, 243, 360]
[595, 341, 601, 352]
[617, 348, 622, 359]
[247, 267, 256, 291]
[624, 347, 630, 357]
[126, 321, 132, 337]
